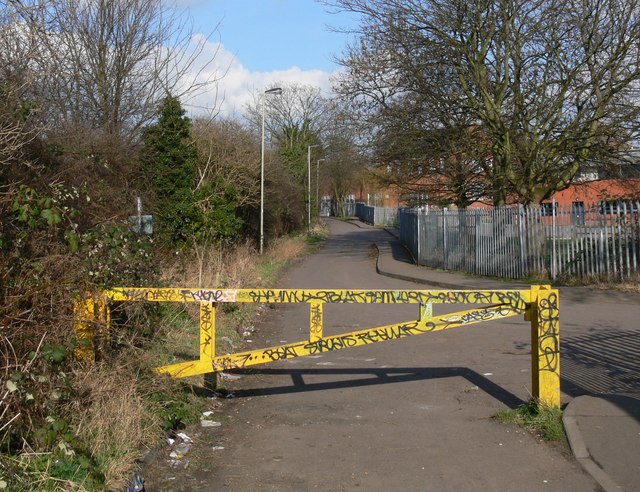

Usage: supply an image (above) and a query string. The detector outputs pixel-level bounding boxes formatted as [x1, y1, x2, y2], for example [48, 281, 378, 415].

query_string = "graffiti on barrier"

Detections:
[537, 292, 560, 373]
[310, 302, 323, 339]
[200, 302, 215, 358]
[106, 287, 528, 312]
[76, 285, 561, 407]
[244, 288, 528, 310]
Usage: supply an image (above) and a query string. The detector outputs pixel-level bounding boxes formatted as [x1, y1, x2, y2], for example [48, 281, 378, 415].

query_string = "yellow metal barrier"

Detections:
[73, 293, 109, 361]
[73, 285, 560, 407]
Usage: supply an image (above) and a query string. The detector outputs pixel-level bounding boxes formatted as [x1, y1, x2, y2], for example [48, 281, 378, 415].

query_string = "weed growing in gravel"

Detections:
[495, 401, 565, 441]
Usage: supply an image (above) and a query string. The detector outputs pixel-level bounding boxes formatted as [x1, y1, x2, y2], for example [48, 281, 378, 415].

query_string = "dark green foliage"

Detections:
[7, 184, 80, 251]
[278, 121, 320, 183]
[193, 179, 244, 243]
[33, 417, 74, 449]
[47, 453, 105, 489]
[279, 124, 307, 180]
[145, 101, 193, 198]
[41, 344, 68, 365]
[141, 95, 198, 244]
[141, 95, 243, 246]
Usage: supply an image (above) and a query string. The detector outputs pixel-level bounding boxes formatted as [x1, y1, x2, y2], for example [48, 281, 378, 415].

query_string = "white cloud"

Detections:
[178, 36, 337, 120]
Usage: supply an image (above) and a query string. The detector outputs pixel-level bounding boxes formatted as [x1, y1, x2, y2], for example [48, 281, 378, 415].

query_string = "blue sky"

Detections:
[176, 0, 361, 117]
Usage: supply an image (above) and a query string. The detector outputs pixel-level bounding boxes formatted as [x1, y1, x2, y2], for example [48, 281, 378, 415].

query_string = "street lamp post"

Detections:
[307, 144, 319, 232]
[316, 158, 325, 216]
[260, 87, 282, 254]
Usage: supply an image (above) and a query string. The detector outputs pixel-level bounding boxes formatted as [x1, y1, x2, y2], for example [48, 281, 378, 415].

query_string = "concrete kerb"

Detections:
[374, 242, 467, 289]
[563, 398, 624, 492]
[327, 218, 463, 288]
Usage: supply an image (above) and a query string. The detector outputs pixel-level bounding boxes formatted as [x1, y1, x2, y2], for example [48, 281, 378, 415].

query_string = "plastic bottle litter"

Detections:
[169, 442, 191, 459]
[169, 459, 189, 469]
[126, 473, 144, 492]
[220, 372, 242, 381]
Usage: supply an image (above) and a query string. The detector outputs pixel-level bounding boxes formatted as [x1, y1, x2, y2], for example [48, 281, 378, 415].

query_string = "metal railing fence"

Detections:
[355, 203, 399, 227]
[398, 202, 640, 281]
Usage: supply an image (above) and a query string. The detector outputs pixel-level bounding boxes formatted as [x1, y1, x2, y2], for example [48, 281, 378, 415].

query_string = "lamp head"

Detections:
[265, 87, 283, 95]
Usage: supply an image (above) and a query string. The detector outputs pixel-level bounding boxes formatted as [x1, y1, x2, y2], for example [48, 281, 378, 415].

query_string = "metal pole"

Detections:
[260, 93, 266, 255]
[259, 88, 282, 254]
[307, 145, 319, 232]
[552, 197, 556, 279]
[417, 207, 422, 265]
[136, 196, 142, 234]
[308, 146, 311, 232]
[316, 158, 325, 216]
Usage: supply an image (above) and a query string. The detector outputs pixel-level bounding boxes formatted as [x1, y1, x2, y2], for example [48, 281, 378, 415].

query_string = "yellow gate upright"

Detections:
[74, 285, 560, 407]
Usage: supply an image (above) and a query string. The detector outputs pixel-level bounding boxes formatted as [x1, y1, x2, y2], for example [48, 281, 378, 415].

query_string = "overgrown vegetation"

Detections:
[0, 3, 331, 488]
[495, 401, 566, 442]
[1, 225, 316, 491]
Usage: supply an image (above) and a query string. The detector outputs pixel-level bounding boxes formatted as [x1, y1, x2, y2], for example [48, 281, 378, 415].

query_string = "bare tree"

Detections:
[0, 2, 43, 168]
[330, 0, 640, 205]
[10, 0, 222, 140]
[191, 117, 261, 208]
[245, 83, 329, 180]
[319, 103, 369, 215]
[332, 7, 492, 207]
[358, 84, 489, 208]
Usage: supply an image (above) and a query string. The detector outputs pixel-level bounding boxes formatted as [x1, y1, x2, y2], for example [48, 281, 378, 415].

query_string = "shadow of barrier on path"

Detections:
[222, 367, 525, 409]
[74, 286, 561, 407]
[562, 329, 640, 421]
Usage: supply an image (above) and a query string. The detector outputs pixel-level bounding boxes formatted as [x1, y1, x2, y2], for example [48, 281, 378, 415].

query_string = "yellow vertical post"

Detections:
[73, 293, 109, 362]
[200, 302, 216, 362]
[310, 301, 323, 342]
[529, 285, 561, 407]
[73, 295, 96, 361]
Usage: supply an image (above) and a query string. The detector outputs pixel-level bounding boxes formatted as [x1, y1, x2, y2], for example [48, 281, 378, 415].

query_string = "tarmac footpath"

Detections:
[371, 222, 640, 492]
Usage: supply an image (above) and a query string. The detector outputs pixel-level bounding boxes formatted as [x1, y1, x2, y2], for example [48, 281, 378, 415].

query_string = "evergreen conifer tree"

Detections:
[141, 95, 243, 246]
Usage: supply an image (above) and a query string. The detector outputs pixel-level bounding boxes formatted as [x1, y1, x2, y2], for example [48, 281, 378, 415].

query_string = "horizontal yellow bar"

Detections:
[157, 303, 522, 378]
[105, 287, 531, 308]
[156, 359, 213, 378]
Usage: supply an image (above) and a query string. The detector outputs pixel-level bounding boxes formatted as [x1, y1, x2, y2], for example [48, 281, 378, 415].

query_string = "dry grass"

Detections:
[163, 235, 311, 291]
[592, 277, 640, 293]
[557, 272, 640, 292]
[159, 242, 267, 347]
[70, 362, 162, 491]
[163, 241, 263, 289]
[0, 353, 160, 491]
[150, 235, 318, 375]
[266, 235, 307, 263]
